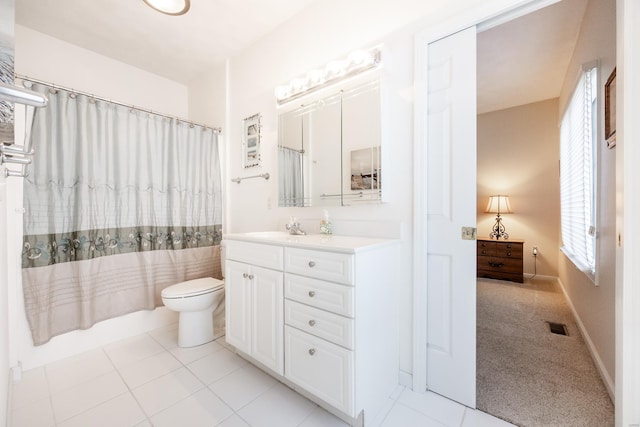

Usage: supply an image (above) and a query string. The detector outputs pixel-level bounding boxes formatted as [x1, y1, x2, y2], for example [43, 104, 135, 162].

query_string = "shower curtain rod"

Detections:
[14, 74, 222, 134]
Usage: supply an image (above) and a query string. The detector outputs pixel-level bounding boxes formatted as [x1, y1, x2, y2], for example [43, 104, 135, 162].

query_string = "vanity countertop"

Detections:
[223, 231, 398, 254]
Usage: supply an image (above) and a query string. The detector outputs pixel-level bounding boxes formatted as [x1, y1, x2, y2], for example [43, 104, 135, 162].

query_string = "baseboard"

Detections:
[522, 273, 557, 281]
[556, 277, 615, 401]
[398, 370, 413, 388]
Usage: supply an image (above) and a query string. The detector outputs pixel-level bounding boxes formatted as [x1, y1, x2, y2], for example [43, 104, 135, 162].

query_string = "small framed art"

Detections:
[605, 68, 616, 148]
[243, 113, 261, 168]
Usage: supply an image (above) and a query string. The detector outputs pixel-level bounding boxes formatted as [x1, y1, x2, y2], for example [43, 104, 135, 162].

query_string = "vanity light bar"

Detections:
[275, 47, 382, 106]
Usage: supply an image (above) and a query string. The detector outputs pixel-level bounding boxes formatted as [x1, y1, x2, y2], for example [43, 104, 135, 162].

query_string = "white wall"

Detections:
[557, 0, 616, 396]
[9, 26, 190, 370]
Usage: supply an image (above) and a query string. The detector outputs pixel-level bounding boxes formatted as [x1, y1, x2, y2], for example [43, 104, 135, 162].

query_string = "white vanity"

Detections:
[223, 231, 399, 426]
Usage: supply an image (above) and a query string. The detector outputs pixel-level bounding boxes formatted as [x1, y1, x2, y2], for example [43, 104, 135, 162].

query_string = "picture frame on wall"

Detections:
[605, 67, 616, 148]
[243, 113, 261, 168]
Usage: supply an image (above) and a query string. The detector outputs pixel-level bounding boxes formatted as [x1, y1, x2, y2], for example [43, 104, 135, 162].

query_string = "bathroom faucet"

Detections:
[286, 218, 306, 235]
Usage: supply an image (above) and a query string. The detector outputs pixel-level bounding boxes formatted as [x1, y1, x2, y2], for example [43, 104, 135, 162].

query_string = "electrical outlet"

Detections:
[533, 246, 538, 256]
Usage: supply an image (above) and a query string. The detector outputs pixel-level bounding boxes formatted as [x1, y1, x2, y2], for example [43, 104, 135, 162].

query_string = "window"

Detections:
[560, 65, 598, 279]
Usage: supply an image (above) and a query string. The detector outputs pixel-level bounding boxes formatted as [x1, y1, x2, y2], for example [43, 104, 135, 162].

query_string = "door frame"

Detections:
[413, 2, 640, 424]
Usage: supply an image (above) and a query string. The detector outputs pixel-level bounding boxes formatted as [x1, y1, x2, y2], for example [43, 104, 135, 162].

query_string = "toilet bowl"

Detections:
[161, 246, 226, 347]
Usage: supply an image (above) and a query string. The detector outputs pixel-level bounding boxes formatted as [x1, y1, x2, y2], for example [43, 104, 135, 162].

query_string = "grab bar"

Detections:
[231, 173, 270, 183]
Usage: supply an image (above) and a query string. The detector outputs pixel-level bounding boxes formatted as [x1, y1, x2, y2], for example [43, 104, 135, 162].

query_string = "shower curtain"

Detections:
[278, 146, 304, 207]
[21, 83, 222, 345]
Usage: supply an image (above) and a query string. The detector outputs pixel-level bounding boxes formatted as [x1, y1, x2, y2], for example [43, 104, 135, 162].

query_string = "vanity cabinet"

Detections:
[225, 241, 284, 375]
[224, 233, 398, 426]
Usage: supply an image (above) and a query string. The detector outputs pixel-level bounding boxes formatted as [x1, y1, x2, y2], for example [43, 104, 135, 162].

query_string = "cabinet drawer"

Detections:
[285, 300, 354, 349]
[285, 274, 354, 318]
[477, 255, 522, 274]
[285, 248, 353, 285]
[224, 240, 283, 270]
[477, 240, 496, 256]
[285, 326, 353, 415]
[495, 242, 523, 258]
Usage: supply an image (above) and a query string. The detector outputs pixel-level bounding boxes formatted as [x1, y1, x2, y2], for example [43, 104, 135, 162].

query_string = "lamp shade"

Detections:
[485, 195, 512, 214]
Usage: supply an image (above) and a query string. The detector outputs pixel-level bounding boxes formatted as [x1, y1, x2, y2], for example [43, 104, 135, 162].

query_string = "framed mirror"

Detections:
[277, 79, 382, 207]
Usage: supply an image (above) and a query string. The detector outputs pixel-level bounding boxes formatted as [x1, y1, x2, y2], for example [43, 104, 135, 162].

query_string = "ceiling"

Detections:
[15, 0, 316, 84]
[15, 0, 587, 113]
[477, 0, 588, 113]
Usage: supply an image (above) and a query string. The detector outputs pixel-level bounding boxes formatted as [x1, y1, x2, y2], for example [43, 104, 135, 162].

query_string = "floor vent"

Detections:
[547, 321, 569, 336]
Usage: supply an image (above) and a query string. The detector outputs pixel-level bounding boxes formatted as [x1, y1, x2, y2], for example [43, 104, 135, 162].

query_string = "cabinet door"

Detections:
[251, 266, 284, 375]
[225, 260, 252, 354]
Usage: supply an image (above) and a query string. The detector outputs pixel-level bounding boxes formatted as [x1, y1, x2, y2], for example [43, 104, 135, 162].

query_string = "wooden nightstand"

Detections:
[477, 238, 524, 283]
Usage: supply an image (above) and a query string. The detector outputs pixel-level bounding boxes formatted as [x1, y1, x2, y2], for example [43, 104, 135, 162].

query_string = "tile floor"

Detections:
[10, 324, 514, 427]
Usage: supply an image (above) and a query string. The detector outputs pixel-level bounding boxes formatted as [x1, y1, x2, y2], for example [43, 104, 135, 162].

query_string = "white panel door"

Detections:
[426, 26, 477, 408]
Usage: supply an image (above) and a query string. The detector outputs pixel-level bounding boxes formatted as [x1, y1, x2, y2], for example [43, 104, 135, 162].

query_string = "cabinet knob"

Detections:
[242, 273, 248, 279]
[482, 250, 487, 254]
[308, 261, 316, 268]
[506, 252, 511, 256]
[248, 274, 254, 280]
[308, 319, 316, 327]
[308, 348, 316, 356]
[308, 291, 316, 298]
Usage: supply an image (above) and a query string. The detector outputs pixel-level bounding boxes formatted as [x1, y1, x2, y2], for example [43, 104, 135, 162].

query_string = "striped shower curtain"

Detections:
[21, 83, 222, 345]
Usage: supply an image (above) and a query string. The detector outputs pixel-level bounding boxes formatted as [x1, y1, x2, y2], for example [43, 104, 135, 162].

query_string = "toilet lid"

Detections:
[161, 277, 224, 299]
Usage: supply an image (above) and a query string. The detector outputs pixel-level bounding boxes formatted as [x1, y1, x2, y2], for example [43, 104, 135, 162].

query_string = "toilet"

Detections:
[161, 246, 225, 348]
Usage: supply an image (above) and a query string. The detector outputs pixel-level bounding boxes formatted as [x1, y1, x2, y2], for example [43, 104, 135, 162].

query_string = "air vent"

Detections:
[547, 322, 568, 336]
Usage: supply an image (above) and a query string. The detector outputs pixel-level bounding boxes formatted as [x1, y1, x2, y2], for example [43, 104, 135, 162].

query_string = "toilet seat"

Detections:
[161, 277, 224, 299]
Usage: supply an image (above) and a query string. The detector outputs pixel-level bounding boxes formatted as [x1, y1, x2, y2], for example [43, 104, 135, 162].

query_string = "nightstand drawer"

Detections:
[496, 242, 523, 258]
[477, 240, 497, 256]
[477, 255, 522, 274]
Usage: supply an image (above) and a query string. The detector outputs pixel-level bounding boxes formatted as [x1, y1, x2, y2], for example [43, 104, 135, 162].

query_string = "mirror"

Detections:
[278, 79, 381, 207]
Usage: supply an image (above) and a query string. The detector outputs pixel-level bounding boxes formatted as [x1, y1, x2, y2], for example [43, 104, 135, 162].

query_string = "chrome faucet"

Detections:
[286, 218, 306, 235]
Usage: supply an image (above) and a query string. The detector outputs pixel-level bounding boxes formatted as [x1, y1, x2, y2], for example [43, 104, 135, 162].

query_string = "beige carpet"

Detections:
[476, 278, 614, 426]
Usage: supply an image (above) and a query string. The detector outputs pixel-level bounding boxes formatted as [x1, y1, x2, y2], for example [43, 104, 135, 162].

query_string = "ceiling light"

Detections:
[143, 0, 190, 16]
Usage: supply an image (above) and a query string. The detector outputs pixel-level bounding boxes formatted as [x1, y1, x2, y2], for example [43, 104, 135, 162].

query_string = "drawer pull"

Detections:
[308, 291, 316, 298]
[488, 261, 505, 268]
[308, 348, 316, 356]
[308, 261, 316, 268]
[482, 250, 487, 254]
[506, 252, 511, 256]
[308, 319, 316, 327]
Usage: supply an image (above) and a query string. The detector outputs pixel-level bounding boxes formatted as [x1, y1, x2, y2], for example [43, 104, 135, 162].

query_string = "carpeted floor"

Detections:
[476, 278, 614, 427]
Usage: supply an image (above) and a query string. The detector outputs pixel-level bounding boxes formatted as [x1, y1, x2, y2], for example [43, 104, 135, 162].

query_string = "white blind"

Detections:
[560, 66, 597, 275]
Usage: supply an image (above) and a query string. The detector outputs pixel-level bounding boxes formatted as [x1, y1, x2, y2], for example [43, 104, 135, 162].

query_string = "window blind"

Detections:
[560, 66, 597, 275]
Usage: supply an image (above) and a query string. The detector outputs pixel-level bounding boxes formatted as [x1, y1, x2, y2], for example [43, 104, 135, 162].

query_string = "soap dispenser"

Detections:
[320, 210, 332, 235]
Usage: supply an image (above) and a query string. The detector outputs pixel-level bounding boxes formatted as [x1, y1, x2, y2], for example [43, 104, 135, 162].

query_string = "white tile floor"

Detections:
[10, 324, 515, 427]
